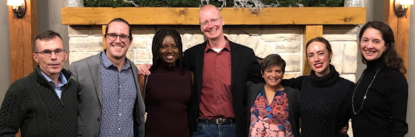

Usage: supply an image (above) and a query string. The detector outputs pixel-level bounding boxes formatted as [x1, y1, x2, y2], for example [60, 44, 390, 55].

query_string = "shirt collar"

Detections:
[40, 70, 68, 86]
[204, 36, 231, 53]
[100, 50, 131, 70]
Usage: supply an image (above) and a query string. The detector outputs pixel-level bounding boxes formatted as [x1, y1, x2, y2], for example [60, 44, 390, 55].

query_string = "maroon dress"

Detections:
[145, 64, 192, 137]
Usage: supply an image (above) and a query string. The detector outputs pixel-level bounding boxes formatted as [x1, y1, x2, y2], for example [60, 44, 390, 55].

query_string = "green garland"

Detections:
[84, 0, 344, 7]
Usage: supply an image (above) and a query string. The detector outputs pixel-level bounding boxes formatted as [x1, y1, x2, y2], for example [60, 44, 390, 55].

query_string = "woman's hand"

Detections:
[138, 64, 152, 75]
[340, 124, 348, 134]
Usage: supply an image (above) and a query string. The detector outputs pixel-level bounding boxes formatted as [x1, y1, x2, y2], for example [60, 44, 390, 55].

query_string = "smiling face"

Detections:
[360, 27, 388, 61]
[105, 21, 132, 60]
[262, 65, 284, 88]
[306, 41, 332, 77]
[158, 35, 180, 66]
[33, 36, 67, 78]
[199, 5, 224, 41]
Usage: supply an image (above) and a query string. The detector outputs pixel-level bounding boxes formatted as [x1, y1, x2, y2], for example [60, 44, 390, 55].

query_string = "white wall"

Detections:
[0, 0, 68, 104]
[406, 5, 415, 137]
[357, 0, 384, 80]
[0, 0, 11, 105]
[37, 0, 69, 67]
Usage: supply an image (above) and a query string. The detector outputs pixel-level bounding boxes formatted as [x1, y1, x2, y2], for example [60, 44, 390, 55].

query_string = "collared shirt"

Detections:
[40, 71, 68, 99]
[99, 51, 137, 137]
[199, 37, 235, 119]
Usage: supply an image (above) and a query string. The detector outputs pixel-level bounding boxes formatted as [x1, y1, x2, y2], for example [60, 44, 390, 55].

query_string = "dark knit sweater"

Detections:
[282, 65, 354, 137]
[351, 58, 408, 137]
[0, 66, 78, 137]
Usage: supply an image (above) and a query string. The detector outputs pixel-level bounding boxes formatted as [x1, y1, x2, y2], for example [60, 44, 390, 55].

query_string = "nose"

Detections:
[207, 21, 214, 28]
[366, 41, 375, 48]
[313, 55, 319, 62]
[114, 35, 122, 43]
[166, 47, 173, 53]
[271, 72, 277, 77]
[50, 52, 57, 60]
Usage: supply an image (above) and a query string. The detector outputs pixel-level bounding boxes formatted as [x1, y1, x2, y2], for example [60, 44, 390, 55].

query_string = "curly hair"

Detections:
[358, 21, 406, 74]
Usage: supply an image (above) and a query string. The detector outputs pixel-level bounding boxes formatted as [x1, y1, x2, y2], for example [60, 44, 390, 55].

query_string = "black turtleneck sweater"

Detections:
[282, 65, 354, 137]
[351, 58, 408, 137]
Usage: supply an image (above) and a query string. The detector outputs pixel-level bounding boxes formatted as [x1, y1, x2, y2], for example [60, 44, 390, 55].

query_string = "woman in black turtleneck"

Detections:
[352, 21, 408, 137]
[282, 37, 354, 137]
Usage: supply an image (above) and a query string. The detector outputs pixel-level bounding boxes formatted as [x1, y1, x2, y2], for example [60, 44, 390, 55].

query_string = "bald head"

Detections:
[198, 4, 225, 41]
[199, 4, 221, 21]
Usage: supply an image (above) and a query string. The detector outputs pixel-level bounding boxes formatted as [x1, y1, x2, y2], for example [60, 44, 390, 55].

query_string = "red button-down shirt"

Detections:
[199, 39, 235, 119]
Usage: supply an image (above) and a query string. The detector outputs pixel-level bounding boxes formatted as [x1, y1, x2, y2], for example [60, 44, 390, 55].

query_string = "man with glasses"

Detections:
[70, 18, 145, 137]
[137, 4, 263, 137]
[184, 4, 263, 137]
[0, 30, 78, 136]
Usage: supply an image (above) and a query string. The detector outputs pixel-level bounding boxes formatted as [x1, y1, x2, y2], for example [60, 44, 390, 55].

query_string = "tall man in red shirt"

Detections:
[184, 4, 263, 137]
[138, 4, 263, 137]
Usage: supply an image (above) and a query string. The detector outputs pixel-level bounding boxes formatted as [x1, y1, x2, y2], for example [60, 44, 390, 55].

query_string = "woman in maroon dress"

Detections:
[138, 29, 193, 137]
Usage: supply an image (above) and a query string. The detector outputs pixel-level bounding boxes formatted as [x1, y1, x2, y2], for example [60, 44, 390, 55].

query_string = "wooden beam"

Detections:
[61, 7, 366, 25]
[303, 25, 323, 75]
[384, 0, 399, 42]
[383, 0, 410, 76]
[396, 16, 410, 75]
[9, 0, 38, 82]
[102, 25, 106, 49]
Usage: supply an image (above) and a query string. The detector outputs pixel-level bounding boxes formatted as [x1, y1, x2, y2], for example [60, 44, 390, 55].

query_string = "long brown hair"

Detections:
[358, 21, 406, 74]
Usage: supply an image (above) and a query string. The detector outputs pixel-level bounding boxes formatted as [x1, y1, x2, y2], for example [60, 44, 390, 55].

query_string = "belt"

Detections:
[197, 118, 235, 125]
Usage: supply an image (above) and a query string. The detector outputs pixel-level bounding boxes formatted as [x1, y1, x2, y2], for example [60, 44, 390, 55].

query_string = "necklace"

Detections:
[352, 68, 380, 115]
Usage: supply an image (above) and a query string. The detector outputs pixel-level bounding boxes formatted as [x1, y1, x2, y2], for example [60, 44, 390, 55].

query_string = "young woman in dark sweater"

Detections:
[138, 29, 193, 137]
[351, 21, 408, 137]
[282, 37, 354, 137]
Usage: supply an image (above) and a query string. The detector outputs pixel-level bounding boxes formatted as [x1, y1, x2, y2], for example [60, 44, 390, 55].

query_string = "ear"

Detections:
[127, 37, 133, 46]
[329, 52, 333, 61]
[33, 53, 39, 63]
[64, 50, 68, 62]
[386, 42, 391, 50]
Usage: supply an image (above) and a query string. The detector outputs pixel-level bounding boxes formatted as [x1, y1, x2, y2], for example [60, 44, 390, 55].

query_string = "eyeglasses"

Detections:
[35, 49, 66, 57]
[105, 33, 131, 42]
[200, 17, 222, 26]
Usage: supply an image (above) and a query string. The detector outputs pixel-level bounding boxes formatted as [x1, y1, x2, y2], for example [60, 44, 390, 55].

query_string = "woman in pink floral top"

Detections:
[247, 54, 300, 137]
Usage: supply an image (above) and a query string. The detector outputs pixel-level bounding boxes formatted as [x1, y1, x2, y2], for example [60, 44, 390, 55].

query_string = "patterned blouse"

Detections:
[249, 89, 293, 137]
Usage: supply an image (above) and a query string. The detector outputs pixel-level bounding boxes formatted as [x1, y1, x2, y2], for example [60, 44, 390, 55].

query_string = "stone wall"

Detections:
[68, 25, 358, 82]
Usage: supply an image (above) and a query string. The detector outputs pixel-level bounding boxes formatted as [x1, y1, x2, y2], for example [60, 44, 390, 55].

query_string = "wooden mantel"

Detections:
[61, 7, 366, 75]
[62, 7, 366, 25]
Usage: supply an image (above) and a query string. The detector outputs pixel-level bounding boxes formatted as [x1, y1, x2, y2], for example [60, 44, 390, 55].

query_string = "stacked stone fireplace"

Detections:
[68, 25, 359, 82]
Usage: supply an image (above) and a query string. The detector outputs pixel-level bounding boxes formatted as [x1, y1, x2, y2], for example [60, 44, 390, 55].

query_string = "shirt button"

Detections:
[118, 127, 121, 130]
[119, 99, 121, 102]
[119, 113, 122, 116]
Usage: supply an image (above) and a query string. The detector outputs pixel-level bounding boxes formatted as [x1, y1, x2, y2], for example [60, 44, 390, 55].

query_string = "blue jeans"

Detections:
[192, 121, 237, 137]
